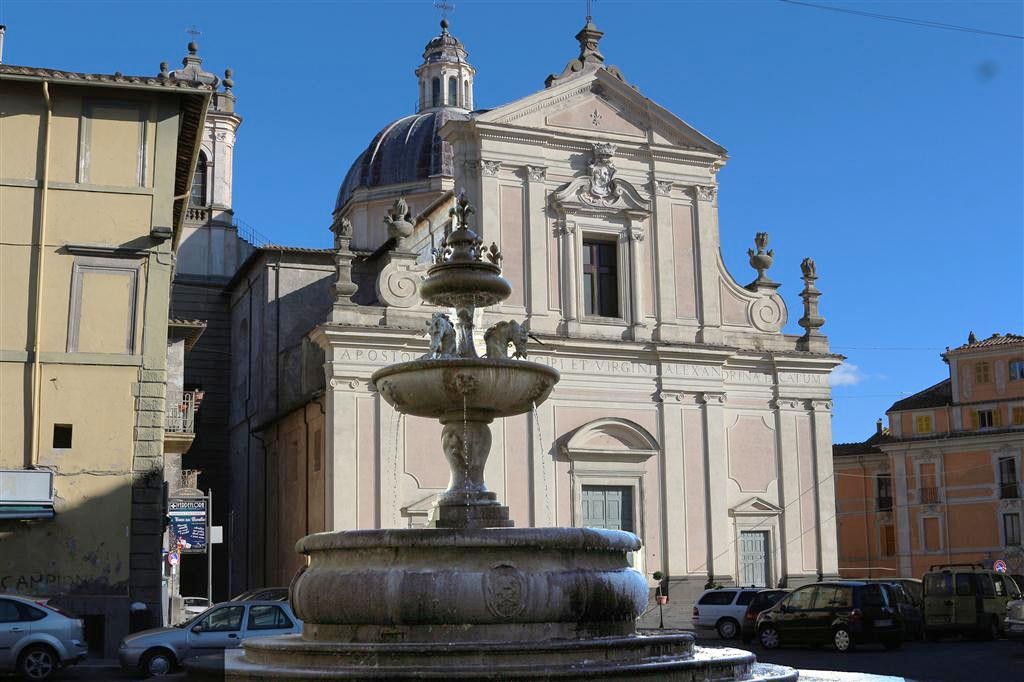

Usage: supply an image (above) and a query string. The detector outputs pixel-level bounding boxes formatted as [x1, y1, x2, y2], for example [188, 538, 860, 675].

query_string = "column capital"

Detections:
[481, 159, 502, 176]
[652, 179, 673, 196]
[524, 165, 547, 182]
[699, 392, 727, 405]
[771, 397, 804, 411]
[810, 399, 833, 412]
[694, 185, 718, 202]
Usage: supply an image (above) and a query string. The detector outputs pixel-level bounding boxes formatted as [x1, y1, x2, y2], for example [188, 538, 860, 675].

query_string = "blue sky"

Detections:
[3, 1, 1021, 443]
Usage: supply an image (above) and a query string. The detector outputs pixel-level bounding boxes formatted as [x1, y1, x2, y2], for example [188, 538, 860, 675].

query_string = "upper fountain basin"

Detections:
[371, 358, 559, 420]
[419, 261, 512, 309]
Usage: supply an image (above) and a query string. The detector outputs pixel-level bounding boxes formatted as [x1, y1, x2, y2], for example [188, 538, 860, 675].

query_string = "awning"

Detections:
[0, 504, 55, 520]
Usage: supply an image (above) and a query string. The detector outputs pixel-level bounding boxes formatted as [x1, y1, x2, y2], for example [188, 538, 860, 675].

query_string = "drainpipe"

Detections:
[28, 80, 53, 468]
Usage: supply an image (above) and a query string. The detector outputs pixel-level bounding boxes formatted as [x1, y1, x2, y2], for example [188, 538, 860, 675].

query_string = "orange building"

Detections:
[834, 333, 1024, 579]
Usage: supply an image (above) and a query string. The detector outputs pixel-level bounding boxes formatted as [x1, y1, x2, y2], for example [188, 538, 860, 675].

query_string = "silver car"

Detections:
[0, 594, 88, 680]
[118, 600, 301, 676]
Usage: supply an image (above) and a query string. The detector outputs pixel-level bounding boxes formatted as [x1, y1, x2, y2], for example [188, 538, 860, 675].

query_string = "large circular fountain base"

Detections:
[190, 634, 797, 681]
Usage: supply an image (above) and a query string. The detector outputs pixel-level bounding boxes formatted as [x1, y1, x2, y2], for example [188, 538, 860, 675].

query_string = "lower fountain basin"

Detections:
[371, 358, 559, 420]
[290, 527, 647, 642]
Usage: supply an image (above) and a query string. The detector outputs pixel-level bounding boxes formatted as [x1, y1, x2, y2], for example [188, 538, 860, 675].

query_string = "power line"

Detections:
[778, 0, 1024, 40]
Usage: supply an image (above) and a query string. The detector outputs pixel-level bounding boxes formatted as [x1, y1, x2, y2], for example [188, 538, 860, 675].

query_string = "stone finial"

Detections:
[158, 62, 169, 78]
[384, 196, 414, 244]
[331, 217, 358, 305]
[798, 258, 825, 339]
[747, 232, 775, 284]
[545, 19, 630, 88]
[800, 257, 817, 279]
[968, 331, 977, 344]
[187, 40, 198, 55]
[223, 68, 234, 92]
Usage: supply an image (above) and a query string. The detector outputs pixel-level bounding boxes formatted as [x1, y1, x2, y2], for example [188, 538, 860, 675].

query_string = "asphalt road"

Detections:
[698, 634, 1024, 682]
[17, 636, 1023, 681]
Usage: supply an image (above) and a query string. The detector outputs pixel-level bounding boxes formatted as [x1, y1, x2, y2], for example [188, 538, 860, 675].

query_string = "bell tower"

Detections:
[416, 19, 476, 112]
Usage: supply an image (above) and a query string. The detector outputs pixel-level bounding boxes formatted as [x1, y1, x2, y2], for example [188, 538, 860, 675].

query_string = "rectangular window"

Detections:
[581, 240, 619, 318]
[1012, 406, 1024, 425]
[955, 573, 975, 596]
[1005, 514, 1022, 546]
[1010, 360, 1024, 381]
[881, 525, 896, 556]
[923, 516, 941, 551]
[52, 424, 73, 449]
[1000, 457, 1020, 499]
[975, 361, 992, 384]
[876, 474, 893, 511]
[915, 415, 933, 434]
[975, 409, 996, 428]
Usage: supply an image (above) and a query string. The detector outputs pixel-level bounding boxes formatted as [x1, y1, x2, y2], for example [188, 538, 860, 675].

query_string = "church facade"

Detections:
[228, 19, 842, 618]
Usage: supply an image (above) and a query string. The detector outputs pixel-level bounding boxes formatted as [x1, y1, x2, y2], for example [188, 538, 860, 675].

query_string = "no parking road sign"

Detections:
[994, 559, 1007, 573]
[167, 551, 180, 567]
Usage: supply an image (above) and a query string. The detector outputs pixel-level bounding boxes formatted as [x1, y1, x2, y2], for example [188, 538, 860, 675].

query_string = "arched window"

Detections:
[447, 77, 458, 106]
[190, 152, 207, 206]
[431, 78, 441, 107]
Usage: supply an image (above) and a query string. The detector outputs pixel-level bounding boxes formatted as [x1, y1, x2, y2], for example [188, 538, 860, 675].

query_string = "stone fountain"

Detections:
[197, 193, 796, 680]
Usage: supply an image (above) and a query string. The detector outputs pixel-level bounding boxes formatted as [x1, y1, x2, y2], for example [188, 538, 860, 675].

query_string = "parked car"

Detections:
[922, 564, 1021, 640]
[182, 597, 211, 618]
[230, 587, 289, 602]
[863, 579, 923, 640]
[740, 589, 789, 644]
[756, 581, 902, 652]
[0, 594, 88, 681]
[691, 586, 764, 639]
[1005, 598, 1024, 642]
[118, 600, 301, 677]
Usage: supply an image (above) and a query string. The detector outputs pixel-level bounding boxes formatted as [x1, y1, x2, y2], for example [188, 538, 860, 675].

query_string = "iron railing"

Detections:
[1001, 481, 1021, 499]
[920, 487, 939, 504]
[876, 496, 893, 512]
[165, 390, 202, 434]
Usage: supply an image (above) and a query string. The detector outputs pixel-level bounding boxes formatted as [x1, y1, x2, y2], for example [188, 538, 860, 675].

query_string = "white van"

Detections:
[692, 587, 763, 639]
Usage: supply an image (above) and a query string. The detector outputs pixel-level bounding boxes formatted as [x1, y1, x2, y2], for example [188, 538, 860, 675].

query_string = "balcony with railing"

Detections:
[164, 390, 203, 454]
[920, 487, 940, 504]
[876, 496, 893, 512]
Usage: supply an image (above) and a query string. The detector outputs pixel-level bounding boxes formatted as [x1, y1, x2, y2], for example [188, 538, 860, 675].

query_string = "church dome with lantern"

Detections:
[333, 19, 475, 215]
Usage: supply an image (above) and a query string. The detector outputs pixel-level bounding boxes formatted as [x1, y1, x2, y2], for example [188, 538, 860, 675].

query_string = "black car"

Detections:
[864, 579, 923, 640]
[741, 589, 789, 644]
[756, 581, 903, 652]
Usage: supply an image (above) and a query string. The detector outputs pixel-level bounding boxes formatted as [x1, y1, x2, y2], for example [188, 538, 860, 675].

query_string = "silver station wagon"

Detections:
[118, 600, 301, 677]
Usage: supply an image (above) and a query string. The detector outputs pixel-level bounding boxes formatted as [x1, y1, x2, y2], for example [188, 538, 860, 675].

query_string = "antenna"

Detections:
[434, 1, 454, 22]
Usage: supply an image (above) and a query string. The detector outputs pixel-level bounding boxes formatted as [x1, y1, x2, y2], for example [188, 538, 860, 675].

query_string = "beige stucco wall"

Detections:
[1, 76, 200, 655]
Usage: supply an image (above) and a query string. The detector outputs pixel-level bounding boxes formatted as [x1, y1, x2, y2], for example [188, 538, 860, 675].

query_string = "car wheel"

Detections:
[833, 626, 854, 652]
[142, 649, 175, 677]
[759, 625, 781, 649]
[18, 645, 58, 681]
[883, 637, 903, 650]
[717, 618, 740, 639]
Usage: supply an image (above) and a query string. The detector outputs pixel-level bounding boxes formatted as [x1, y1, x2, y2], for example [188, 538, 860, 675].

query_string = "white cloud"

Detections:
[831, 362, 864, 387]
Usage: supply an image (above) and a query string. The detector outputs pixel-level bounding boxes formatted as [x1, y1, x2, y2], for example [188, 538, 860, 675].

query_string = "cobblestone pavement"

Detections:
[697, 634, 1024, 682]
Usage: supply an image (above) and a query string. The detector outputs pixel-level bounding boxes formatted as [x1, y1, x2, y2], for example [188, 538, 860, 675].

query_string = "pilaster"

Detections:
[700, 391, 731, 582]
[811, 399, 839, 577]
[325, 371, 360, 531]
[658, 391, 686, 578]
[651, 180, 678, 341]
[692, 186, 721, 344]
[559, 221, 579, 333]
[892, 450, 913, 576]
[771, 397, 803, 585]
[524, 165, 556, 333]
[626, 219, 649, 342]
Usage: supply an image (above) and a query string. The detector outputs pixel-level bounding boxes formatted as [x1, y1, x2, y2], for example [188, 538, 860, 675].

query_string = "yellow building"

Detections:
[0, 62, 209, 655]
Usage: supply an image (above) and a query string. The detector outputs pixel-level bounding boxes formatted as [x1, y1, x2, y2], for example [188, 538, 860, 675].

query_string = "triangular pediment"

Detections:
[729, 497, 783, 517]
[476, 70, 726, 155]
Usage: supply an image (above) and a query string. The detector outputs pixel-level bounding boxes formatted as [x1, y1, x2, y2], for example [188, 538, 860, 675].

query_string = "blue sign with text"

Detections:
[168, 497, 207, 554]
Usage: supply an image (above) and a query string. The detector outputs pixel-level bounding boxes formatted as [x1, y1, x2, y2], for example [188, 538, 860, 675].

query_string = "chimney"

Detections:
[876, 418, 883, 435]
[0, 25, 6, 64]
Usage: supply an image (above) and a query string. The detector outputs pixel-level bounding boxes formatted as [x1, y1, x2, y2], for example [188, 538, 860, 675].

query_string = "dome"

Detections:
[333, 108, 466, 214]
